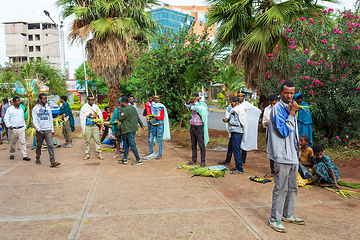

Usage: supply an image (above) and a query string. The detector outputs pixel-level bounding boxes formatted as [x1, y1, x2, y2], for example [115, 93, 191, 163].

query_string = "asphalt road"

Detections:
[74, 110, 227, 130]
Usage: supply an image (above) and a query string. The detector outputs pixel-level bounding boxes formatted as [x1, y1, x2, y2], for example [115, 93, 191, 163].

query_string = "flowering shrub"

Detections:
[126, 27, 218, 123]
[258, 9, 360, 146]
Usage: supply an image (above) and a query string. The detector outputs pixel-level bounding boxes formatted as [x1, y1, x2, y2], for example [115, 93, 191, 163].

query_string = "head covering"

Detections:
[111, 98, 122, 134]
[294, 93, 303, 100]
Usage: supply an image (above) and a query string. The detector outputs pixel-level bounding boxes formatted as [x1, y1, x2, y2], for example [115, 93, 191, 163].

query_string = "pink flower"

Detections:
[343, 74, 347, 78]
[331, 46, 336, 49]
[305, 76, 310, 80]
[305, 86, 308, 89]
[304, 49, 310, 54]
[321, 59, 325, 63]
[276, 45, 279, 48]
[300, 17, 306, 21]
[126, 57, 129, 60]
[135, 53, 138, 55]
[325, 137, 328, 140]
[130, 75, 132, 77]
[314, 13, 318, 17]
[121, 59, 123, 61]
[148, 81, 150, 83]
[336, 136, 339, 139]
[328, 8, 334, 12]
[152, 56, 154, 59]
[307, 59, 313, 65]
[315, 62, 320, 66]
[281, 80, 285, 83]
[166, 60, 168, 62]
[136, 65, 139, 67]
[322, 39, 328, 43]
[139, 71, 141, 74]
[302, 32, 305, 35]
[323, 10, 328, 14]
[311, 90, 314, 95]
[356, 45, 360, 49]
[286, 28, 292, 32]
[275, 51, 278, 54]
[187, 53, 190, 56]
[175, 60, 177, 63]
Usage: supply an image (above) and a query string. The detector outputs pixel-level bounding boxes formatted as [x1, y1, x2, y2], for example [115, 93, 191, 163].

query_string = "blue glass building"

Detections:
[151, 7, 195, 33]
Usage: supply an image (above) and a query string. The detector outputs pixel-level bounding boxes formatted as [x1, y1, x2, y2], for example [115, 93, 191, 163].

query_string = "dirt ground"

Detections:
[0, 127, 359, 240]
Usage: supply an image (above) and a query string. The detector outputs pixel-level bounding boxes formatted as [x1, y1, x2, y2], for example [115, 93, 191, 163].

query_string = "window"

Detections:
[29, 57, 34, 61]
[36, 57, 41, 61]
[45, 34, 48, 36]
[29, 46, 34, 52]
[28, 23, 40, 30]
[22, 57, 28, 62]
[21, 33, 26, 37]
[36, 46, 41, 52]
[35, 34, 40, 41]
[28, 35, 33, 41]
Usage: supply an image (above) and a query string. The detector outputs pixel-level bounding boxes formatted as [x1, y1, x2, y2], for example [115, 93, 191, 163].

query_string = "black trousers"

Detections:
[225, 136, 247, 164]
[100, 125, 110, 142]
[190, 126, 206, 163]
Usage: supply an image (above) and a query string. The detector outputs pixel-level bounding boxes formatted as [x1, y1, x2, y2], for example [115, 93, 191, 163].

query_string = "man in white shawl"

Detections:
[80, 96, 103, 160]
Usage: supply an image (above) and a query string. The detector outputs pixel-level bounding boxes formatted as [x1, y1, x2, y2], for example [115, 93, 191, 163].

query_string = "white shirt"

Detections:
[4, 105, 25, 128]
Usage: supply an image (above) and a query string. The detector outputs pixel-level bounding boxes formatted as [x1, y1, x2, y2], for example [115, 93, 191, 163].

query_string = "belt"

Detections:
[13, 126, 24, 129]
[153, 123, 164, 126]
[190, 125, 202, 129]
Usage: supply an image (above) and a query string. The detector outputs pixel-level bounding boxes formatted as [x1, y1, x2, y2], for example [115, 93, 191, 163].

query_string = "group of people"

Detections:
[1, 82, 342, 234]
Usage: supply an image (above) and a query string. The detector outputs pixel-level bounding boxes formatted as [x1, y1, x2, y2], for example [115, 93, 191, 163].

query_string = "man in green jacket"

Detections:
[118, 96, 144, 165]
[58, 95, 75, 148]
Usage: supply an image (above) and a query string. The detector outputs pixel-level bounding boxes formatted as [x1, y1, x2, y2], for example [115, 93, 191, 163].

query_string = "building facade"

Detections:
[150, 3, 215, 38]
[3, 22, 62, 69]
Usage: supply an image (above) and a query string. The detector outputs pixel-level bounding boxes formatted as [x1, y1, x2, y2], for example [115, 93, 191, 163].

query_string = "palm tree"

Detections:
[214, 65, 245, 100]
[56, 0, 159, 110]
[15, 59, 67, 127]
[207, 0, 336, 88]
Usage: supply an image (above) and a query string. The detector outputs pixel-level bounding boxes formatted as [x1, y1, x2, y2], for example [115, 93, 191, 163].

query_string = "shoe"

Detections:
[61, 143, 67, 147]
[112, 155, 121, 159]
[50, 162, 61, 167]
[120, 149, 125, 153]
[230, 170, 244, 174]
[119, 159, 128, 164]
[142, 152, 152, 157]
[230, 167, 236, 171]
[187, 161, 196, 165]
[31, 146, 35, 150]
[83, 156, 90, 160]
[64, 144, 72, 148]
[218, 160, 230, 165]
[200, 163, 206, 168]
[10, 155, 14, 160]
[98, 156, 104, 160]
[268, 221, 287, 233]
[35, 160, 42, 165]
[282, 216, 305, 225]
[156, 154, 162, 159]
[131, 160, 143, 166]
[23, 157, 31, 161]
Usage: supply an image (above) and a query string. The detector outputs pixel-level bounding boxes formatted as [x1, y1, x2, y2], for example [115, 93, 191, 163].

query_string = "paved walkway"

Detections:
[0, 134, 359, 240]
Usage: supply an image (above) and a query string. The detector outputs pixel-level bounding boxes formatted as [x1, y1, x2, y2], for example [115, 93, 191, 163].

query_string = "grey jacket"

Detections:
[267, 100, 299, 164]
[228, 111, 244, 133]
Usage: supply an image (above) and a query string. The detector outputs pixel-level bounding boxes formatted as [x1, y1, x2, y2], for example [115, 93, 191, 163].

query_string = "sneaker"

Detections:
[268, 221, 287, 233]
[10, 155, 14, 160]
[118, 159, 128, 164]
[155, 154, 162, 159]
[230, 167, 236, 171]
[35, 160, 42, 165]
[200, 163, 206, 168]
[230, 170, 244, 174]
[187, 161, 196, 165]
[83, 156, 90, 160]
[131, 160, 143, 166]
[50, 162, 61, 167]
[98, 156, 104, 160]
[23, 157, 31, 161]
[282, 216, 305, 225]
[218, 160, 230, 165]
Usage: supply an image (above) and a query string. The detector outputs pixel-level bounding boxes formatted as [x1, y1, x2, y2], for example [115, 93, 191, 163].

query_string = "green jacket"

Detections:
[118, 104, 143, 134]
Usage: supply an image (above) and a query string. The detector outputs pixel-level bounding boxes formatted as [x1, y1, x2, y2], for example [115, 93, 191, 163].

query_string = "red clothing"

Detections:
[102, 111, 109, 120]
[145, 101, 152, 116]
[156, 108, 165, 121]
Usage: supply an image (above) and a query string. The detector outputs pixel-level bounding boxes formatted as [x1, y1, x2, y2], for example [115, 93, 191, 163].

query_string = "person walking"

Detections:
[101, 106, 111, 143]
[80, 95, 103, 160]
[32, 93, 60, 167]
[143, 94, 170, 159]
[58, 95, 75, 148]
[3, 96, 30, 161]
[267, 81, 303, 233]
[184, 93, 209, 168]
[117, 96, 145, 165]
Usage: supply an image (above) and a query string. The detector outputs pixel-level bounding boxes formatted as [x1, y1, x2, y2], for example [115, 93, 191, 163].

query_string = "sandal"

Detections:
[264, 173, 274, 178]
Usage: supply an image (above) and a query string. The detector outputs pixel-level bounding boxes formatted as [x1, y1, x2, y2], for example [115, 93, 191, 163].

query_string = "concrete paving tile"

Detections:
[0, 163, 100, 184]
[1, 218, 74, 240]
[0, 182, 92, 218]
[79, 209, 257, 240]
[88, 177, 225, 213]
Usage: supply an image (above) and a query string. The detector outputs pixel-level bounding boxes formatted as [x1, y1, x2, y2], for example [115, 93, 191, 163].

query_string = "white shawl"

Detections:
[240, 101, 261, 151]
[230, 103, 248, 142]
[80, 103, 103, 134]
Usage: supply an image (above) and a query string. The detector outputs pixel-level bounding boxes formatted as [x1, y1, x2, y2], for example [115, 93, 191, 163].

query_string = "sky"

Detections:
[0, 0, 355, 79]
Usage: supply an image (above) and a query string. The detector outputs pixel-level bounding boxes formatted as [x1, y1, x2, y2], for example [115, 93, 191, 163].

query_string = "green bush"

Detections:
[70, 104, 82, 111]
[98, 103, 108, 109]
[102, 97, 108, 104]
[73, 94, 80, 105]
[257, 9, 360, 146]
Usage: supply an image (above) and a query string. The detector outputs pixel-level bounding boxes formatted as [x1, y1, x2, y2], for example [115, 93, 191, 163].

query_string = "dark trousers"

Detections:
[230, 132, 243, 172]
[190, 126, 206, 163]
[147, 120, 152, 141]
[270, 160, 275, 174]
[36, 130, 55, 162]
[123, 132, 140, 161]
[225, 137, 247, 164]
[101, 125, 110, 142]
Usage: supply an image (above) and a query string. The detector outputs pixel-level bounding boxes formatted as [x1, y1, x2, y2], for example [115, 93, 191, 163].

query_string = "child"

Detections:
[297, 135, 315, 186]
[311, 145, 341, 189]
[263, 94, 278, 178]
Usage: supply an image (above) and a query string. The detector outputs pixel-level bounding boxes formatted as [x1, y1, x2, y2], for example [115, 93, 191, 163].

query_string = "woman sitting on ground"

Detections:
[297, 135, 315, 186]
[311, 145, 341, 189]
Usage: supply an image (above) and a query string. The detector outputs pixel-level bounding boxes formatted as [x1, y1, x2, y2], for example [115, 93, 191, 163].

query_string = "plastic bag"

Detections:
[298, 163, 313, 179]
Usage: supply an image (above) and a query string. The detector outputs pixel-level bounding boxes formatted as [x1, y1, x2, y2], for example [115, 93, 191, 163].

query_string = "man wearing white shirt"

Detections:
[32, 93, 60, 167]
[4, 96, 30, 161]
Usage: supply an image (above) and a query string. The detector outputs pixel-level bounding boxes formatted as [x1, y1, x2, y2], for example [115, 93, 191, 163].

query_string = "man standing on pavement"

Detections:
[222, 96, 246, 174]
[80, 95, 103, 160]
[184, 93, 209, 167]
[267, 81, 303, 233]
[58, 95, 75, 148]
[145, 94, 153, 141]
[1, 98, 11, 140]
[4, 96, 31, 161]
[32, 93, 60, 167]
[118, 96, 145, 165]
[143, 94, 170, 159]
